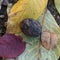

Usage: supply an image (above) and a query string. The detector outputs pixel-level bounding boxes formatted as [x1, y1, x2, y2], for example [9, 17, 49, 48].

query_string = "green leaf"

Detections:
[54, 0, 60, 13]
[38, 10, 60, 57]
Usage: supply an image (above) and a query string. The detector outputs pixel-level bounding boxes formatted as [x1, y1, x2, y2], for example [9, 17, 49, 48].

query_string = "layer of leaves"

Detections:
[7, 9, 60, 59]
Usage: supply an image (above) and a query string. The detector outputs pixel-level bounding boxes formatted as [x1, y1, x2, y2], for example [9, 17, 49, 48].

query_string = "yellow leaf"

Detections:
[9, 0, 48, 20]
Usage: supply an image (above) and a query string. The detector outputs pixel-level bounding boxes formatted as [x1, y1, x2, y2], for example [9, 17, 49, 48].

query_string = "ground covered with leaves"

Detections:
[6, 0, 60, 59]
